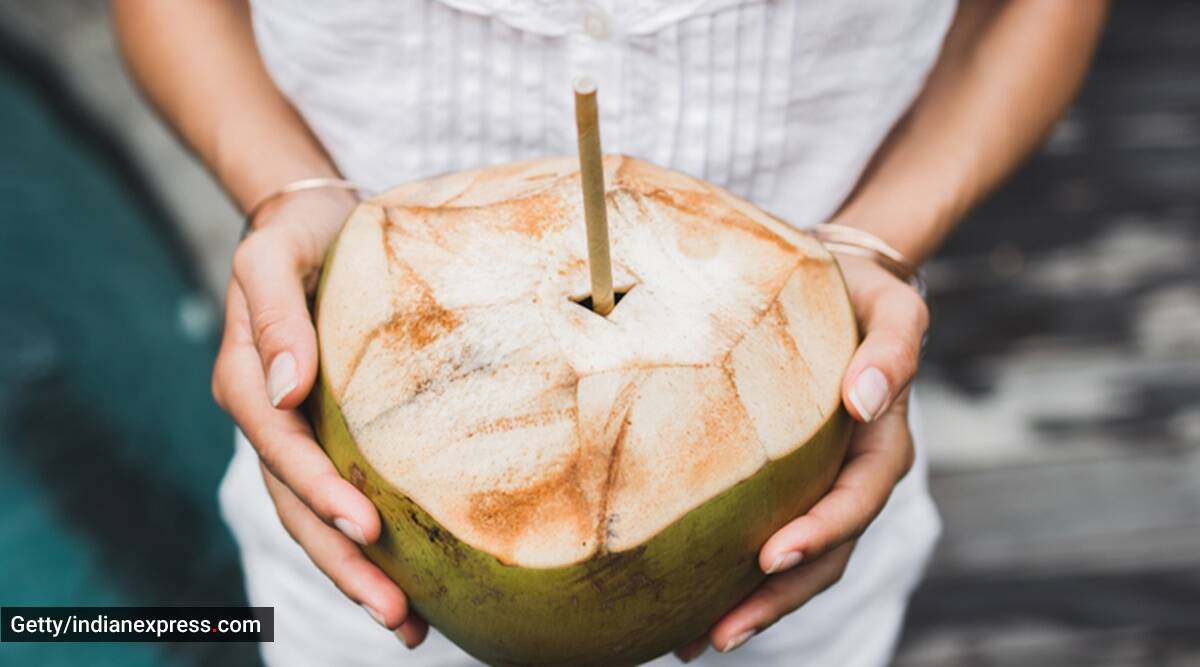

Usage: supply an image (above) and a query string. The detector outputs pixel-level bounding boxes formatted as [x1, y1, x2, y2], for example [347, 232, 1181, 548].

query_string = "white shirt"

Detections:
[223, 1, 952, 665]
[250, 0, 954, 227]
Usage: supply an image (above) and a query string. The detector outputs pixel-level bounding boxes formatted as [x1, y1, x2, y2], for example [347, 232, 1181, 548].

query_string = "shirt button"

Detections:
[583, 10, 610, 40]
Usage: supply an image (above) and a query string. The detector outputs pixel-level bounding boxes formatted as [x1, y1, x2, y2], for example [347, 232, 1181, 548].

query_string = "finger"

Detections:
[262, 465, 411, 631]
[673, 635, 709, 663]
[265, 466, 430, 649]
[709, 542, 855, 653]
[212, 282, 246, 412]
[216, 284, 381, 544]
[760, 400, 912, 573]
[231, 224, 322, 409]
[212, 279, 262, 411]
[395, 615, 430, 650]
[842, 276, 927, 422]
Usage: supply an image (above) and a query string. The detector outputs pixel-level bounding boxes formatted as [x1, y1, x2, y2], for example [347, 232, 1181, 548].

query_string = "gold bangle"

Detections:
[812, 223, 927, 299]
[243, 177, 371, 236]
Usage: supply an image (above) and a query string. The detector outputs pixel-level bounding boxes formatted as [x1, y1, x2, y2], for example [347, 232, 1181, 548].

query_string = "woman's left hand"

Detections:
[675, 255, 928, 662]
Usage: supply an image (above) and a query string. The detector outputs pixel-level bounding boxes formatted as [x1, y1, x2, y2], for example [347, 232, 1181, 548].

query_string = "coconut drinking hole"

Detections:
[570, 284, 635, 317]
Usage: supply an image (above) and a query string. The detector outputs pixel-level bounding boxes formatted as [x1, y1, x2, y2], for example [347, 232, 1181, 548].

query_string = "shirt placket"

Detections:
[568, 1, 625, 153]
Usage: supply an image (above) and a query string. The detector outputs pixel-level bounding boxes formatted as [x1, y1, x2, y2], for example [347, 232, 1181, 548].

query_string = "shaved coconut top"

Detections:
[317, 155, 856, 568]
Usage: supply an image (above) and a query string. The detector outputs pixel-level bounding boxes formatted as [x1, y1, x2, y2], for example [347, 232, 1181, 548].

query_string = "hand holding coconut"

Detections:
[211, 189, 430, 648]
[676, 256, 926, 660]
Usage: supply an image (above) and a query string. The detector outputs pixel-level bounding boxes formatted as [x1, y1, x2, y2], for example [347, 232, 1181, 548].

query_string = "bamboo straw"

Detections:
[573, 76, 615, 316]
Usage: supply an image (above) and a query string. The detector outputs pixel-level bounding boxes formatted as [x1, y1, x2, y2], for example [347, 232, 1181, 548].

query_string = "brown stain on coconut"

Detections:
[591, 376, 643, 550]
[464, 407, 579, 440]
[376, 246, 461, 350]
[506, 191, 568, 239]
[342, 291, 459, 389]
[348, 463, 368, 492]
[557, 257, 588, 278]
[336, 248, 461, 397]
[336, 300, 458, 400]
[611, 155, 797, 257]
[680, 368, 751, 491]
[389, 187, 568, 240]
[644, 187, 795, 255]
[766, 297, 818, 399]
[384, 293, 460, 349]
[466, 450, 596, 563]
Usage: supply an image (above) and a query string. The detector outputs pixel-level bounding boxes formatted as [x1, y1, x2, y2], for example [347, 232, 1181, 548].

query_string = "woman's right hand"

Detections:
[211, 189, 428, 648]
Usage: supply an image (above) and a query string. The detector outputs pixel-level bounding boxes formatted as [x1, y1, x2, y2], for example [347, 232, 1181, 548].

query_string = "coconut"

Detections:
[310, 155, 857, 666]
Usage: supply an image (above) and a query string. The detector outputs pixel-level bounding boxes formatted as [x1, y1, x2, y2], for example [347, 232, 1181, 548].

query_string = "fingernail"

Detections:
[267, 352, 298, 407]
[334, 517, 367, 545]
[721, 630, 755, 653]
[361, 603, 387, 628]
[766, 551, 803, 574]
[848, 366, 889, 422]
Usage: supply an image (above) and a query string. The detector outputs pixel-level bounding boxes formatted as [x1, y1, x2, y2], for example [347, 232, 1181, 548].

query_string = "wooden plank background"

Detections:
[896, 2, 1200, 663]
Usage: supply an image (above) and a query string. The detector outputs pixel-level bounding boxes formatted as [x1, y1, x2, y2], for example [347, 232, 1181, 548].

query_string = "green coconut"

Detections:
[310, 155, 857, 666]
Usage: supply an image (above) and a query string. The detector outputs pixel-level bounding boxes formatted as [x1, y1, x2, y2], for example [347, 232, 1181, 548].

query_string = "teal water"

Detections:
[0, 44, 257, 666]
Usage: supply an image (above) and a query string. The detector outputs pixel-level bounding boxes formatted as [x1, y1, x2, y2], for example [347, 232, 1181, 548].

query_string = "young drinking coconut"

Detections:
[114, 0, 1107, 664]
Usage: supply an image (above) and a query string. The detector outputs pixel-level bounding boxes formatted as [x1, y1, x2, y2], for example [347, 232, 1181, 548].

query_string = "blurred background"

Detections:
[1, 2, 1197, 665]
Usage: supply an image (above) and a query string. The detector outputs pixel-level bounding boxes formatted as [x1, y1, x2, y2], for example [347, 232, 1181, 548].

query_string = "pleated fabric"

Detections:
[251, 0, 954, 227]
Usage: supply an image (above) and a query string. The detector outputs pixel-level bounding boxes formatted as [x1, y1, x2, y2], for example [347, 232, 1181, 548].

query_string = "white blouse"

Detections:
[233, 2, 953, 665]
[250, 0, 955, 229]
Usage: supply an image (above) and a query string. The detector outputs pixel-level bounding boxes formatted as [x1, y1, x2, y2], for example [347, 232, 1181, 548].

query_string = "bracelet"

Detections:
[243, 177, 372, 236]
[812, 223, 928, 300]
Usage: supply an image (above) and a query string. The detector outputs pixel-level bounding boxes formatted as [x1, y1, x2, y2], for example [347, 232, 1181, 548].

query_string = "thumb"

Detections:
[842, 278, 927, 423]
[232, 225, 322, 409]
